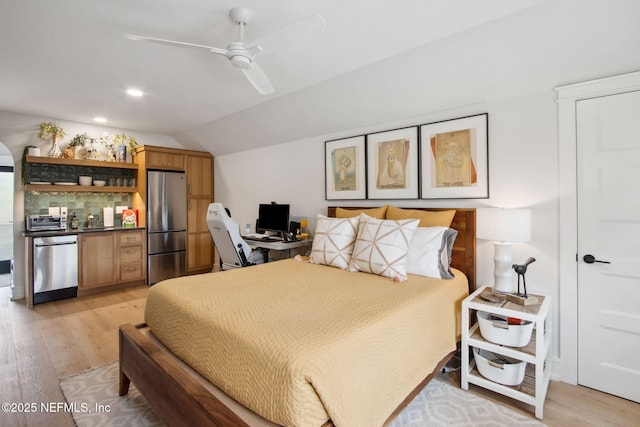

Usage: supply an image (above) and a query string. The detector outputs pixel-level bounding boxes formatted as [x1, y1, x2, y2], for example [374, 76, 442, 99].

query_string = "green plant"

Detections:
[38, 122, 65, 140]
[68, 132, 89, 148]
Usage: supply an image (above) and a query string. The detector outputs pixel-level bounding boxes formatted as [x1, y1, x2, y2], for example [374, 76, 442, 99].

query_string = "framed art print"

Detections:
[325, 135, 366, 200]
[420, 113, 488, 199]
[366, 126, 419, 199]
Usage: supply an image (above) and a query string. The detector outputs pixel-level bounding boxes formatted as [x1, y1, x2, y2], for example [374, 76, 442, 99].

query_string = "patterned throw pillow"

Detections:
[348, 216, 419, 280]
[405, 227, 458, 279]
[309, 214, 360, 269]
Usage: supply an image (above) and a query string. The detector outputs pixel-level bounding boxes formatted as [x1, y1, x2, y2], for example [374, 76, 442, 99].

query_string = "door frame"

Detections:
[556, 70, 640, 384]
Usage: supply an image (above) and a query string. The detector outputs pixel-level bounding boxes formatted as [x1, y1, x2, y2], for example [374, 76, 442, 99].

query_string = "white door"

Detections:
[576, 89, 640, 403]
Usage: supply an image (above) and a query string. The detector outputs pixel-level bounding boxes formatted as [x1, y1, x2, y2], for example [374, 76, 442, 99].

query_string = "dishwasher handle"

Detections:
[35, 241, 78, 248]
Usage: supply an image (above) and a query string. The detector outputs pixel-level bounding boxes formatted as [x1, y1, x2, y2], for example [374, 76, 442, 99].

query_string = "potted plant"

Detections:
[66, 132, 89, 159]
[38, 122, 66, 158]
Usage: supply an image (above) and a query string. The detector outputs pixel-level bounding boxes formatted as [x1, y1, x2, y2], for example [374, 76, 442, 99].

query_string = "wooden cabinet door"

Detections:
[187, 198, 213, 272]
[188, 232, 213, 272]
[79, 232, 117, 289]
[186, 153, 214, 273]
[186, 154, 213, 197]
[188, 198, 211, 233]
[146, 150, 185, 170]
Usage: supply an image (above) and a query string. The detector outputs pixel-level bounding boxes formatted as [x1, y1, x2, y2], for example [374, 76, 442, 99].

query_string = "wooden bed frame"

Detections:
[119, 207, 476, 427]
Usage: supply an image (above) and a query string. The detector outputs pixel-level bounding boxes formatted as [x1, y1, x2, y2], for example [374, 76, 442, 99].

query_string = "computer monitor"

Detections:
[257, 203, 290, 237]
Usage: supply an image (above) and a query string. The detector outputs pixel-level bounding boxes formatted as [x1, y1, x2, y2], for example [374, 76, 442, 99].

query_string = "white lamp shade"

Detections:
[476, 208, 531, 243]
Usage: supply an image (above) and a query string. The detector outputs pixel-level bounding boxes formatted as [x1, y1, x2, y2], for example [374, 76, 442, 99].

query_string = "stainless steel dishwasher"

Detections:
[33, 235, 78, 304]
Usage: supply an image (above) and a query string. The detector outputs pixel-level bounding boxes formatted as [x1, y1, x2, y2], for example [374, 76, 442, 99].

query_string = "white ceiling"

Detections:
[2, 0, 639, 156]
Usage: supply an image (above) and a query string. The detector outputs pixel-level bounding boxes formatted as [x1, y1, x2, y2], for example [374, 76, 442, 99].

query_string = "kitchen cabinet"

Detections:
[140, 146, 185, 171]
[133, 146, 214, 275]
[79, 229, 146, 292]
[79, 232, 117, 290]
[186, 152, 214, 273]
[118, 230, 145, 283]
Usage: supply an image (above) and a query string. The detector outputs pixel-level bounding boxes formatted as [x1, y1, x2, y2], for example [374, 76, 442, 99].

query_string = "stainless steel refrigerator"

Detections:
[147, 170, 187, 285]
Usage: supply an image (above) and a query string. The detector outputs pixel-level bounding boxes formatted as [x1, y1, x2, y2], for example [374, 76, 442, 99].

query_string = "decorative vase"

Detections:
[108, 148, 117, 162]
[48, 138, 62, 158]
[117, 146, 127, 163]
[62, 147, 75, 159]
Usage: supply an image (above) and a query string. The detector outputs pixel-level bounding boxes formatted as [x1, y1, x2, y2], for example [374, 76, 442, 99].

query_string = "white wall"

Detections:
[0, 109, 185, 300]
[215, 89, 562, 375]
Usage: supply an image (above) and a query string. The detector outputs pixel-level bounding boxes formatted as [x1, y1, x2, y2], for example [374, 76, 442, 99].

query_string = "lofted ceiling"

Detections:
[2, 1, 639, 156]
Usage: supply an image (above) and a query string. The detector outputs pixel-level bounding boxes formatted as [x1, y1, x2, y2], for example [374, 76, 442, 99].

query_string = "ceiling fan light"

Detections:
[230, 55, 252, 69]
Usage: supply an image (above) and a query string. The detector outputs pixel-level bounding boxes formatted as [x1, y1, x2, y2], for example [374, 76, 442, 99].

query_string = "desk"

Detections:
[245, 238, 313, 263]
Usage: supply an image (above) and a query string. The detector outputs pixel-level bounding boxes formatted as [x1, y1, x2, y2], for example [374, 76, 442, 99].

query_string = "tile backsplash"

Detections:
[25, 192, 133, 227]
[24, 163, 135, 185]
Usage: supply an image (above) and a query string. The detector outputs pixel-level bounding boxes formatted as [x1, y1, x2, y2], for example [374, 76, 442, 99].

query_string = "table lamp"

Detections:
[476, 208, 531, 293]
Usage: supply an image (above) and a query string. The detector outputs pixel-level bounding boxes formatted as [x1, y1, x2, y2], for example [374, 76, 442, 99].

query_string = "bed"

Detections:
[119, 207, 476, 427]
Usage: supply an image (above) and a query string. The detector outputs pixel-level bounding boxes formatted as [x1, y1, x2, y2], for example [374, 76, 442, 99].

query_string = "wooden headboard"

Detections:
[327, 207, 476, 294]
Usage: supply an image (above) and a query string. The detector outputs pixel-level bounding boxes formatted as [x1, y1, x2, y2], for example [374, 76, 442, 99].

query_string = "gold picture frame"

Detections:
[366, 126, 419, 200]
[325, 135, 366, 200]
[420, 114, 489, 199]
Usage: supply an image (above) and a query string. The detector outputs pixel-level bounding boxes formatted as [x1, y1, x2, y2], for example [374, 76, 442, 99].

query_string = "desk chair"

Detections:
[206, 203, 263, 270]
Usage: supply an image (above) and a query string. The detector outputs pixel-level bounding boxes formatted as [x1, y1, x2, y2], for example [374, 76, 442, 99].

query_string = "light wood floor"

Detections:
[1, 285, 638, 427]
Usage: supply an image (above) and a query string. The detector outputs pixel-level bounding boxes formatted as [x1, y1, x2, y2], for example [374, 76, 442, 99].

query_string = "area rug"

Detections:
[60, 363, 546, 427]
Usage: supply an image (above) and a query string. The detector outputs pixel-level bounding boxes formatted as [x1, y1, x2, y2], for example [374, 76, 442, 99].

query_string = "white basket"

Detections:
[477, 311, 533, 347]
[474, 347, 526, 386]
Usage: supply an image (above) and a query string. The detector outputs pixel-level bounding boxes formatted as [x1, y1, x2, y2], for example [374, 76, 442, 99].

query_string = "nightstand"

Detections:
[461, 286, 551, 419]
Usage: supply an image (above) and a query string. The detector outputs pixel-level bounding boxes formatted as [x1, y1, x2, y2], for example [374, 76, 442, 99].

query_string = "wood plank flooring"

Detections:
[1, 285, 638, 427]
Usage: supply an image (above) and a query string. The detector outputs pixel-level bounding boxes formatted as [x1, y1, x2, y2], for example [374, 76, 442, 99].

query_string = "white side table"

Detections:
[461, 286, 551, 419]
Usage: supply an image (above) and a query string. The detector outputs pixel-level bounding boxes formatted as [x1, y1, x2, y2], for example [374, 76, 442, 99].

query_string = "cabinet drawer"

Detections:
[120, 245, 142, 263]
[120, 262, 143, 282]
[119, 231, 143, 245]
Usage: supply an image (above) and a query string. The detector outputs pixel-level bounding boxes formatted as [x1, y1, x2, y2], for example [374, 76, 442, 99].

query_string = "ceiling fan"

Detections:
[127, 7, 325, 95]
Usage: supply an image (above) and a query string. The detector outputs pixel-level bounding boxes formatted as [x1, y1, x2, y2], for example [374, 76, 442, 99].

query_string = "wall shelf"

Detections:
[24, 155, 138, 193]
[24, 184, 137, 193]
[26, 156, 138, 170]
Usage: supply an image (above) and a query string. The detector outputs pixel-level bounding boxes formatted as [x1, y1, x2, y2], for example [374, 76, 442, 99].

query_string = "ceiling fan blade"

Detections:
[246, 13, 325, 56]
[241, 62, 275, 95]
[126, 35, 228, 55]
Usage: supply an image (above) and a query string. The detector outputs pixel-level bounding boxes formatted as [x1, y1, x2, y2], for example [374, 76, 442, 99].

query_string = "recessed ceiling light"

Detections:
[126, 88, 144, 97]
[94, 117, 107, 123]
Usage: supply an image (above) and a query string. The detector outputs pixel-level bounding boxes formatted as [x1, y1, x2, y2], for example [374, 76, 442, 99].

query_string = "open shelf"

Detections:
[24, 184, 137, 193]
[26, 155, 138, 170]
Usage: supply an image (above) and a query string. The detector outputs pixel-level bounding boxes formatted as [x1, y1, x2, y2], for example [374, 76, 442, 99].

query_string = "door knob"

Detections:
[583, 254, 611, 264]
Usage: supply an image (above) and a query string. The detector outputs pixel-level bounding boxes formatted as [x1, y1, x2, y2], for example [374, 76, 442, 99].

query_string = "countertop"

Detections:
[22, 226, 146, 238]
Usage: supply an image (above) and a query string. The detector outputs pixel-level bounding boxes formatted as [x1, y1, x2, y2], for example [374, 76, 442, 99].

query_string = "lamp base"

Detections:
[493, 242, 514, 293]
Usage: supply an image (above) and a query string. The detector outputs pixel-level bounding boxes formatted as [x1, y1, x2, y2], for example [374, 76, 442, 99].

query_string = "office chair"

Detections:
[206, 203, 263, 270]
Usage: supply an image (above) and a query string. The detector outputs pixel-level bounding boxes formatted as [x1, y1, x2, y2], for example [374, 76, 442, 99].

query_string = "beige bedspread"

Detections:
[145, 259, 468, 427]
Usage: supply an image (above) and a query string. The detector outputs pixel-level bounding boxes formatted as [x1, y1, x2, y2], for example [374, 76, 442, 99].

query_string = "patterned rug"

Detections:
[60, 362, 546, 427]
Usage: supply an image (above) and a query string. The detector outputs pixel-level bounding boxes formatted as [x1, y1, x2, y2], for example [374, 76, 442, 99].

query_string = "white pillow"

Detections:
[309, 214, 360, 269]
[348, 215, 419, 281]
[405, 227, 458, 279]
